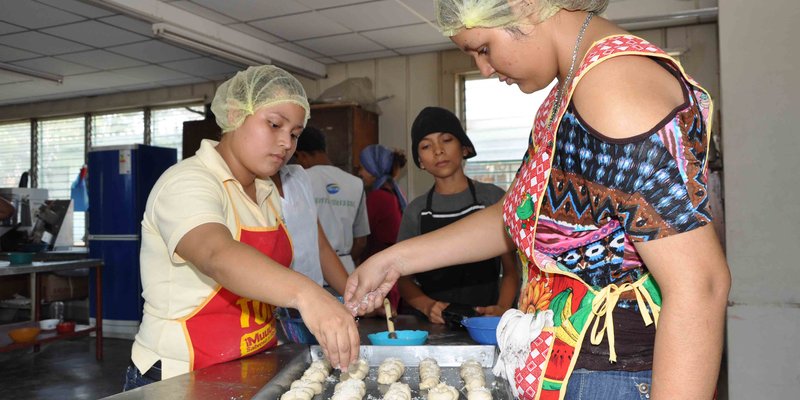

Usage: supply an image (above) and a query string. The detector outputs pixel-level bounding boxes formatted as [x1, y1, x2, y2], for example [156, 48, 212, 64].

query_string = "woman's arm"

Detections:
[635, 225, 730, 399]
[345, 201, 515, 314]
[476, 251, 520, 316]
[177, 222, 360, 370]
[317, 221, 349, 296]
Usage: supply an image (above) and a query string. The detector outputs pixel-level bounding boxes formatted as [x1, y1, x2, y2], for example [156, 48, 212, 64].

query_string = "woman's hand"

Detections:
[296, 289, 360, 371]
[474, 304, 509, 317]
[425, 301, 449, 324]
[344, 251, 402, 315]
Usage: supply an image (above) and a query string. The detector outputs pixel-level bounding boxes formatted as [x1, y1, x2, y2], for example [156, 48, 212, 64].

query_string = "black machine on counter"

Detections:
[0, 195, 72, 252]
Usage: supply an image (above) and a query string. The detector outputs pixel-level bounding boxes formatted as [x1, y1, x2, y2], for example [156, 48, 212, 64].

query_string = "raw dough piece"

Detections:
[334, 379, 367, 397]
[290, 378, 323, 394]
[460, 359, 485, 391]
[383, 382, 412, 400]
[377, 357, 405, 384]
[467, 386, 493, 400]
[418, 357, 441, 390]
[280, 386, 314, 400]
[310, 359, 331, 372]
[340, 358, 369, 381]
[427, 382, 459, 400]
[332, 378, 366, 400]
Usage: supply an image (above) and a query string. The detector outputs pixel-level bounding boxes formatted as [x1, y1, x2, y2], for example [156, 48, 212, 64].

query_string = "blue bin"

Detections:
[462, 316, 500, 345]
[367, 330, 428, 346]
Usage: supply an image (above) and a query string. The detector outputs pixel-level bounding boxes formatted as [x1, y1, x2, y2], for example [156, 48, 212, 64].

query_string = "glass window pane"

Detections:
[463, 76, 555, 189]
[38, 117, 86, 245]
[91, 110, 144, 147]
[152, 104, 205, 160]
[0, 121, 31, 188]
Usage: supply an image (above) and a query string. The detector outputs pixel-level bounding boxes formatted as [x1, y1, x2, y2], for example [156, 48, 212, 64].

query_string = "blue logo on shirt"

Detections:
[326, 183, 340, 194]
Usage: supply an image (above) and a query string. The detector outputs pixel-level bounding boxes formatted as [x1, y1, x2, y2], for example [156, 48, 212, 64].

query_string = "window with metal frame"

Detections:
[38, 117, 87, 245]
[151, 104, 205, 160]
[91, 110, 145, 148]
[0, 121, 31, 188]
[461, 73, 555, 190]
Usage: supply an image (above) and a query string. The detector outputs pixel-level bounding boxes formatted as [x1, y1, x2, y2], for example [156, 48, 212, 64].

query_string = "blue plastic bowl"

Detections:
[462, 316, 500, 345]
[8, 252, 34, 265]
[368, 330, 428, 346]
[277, 316, 318, 344]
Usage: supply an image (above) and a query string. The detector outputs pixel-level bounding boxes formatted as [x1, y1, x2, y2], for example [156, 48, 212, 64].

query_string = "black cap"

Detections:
[410, 106, 476, 168]
[296, 126, 326, 153]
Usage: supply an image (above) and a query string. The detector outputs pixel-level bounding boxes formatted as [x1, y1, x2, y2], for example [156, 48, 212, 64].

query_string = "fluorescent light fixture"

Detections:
[153, 23, 272, 66]
[0, 62, 63, 84]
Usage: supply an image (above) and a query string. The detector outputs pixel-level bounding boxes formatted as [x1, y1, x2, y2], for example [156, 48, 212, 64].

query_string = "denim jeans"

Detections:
[565, 369, 652, 400]
[122, 363, 160, 391]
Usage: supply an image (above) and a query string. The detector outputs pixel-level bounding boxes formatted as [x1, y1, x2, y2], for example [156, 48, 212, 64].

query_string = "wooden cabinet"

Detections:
[308, 104, 378, 174]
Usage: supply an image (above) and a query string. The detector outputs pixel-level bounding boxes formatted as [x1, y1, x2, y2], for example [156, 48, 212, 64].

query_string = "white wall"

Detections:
[719, 1, 800, 398]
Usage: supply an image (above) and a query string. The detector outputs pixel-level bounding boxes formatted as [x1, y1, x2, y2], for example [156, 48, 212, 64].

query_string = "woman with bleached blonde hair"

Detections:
[346, 1, 730, 399]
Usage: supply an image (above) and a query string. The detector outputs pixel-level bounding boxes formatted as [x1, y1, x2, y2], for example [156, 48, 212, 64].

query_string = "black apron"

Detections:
[414, 179, 501, 307]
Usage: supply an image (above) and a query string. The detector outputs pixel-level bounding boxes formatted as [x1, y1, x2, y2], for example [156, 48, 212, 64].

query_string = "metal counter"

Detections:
[102, 315, 485, 399]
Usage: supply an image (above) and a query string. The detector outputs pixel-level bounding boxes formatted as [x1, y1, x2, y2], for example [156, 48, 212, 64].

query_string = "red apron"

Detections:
[181, 182, 293, 371]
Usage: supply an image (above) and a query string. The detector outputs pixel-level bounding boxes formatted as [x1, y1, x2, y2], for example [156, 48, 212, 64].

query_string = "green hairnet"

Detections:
[435, 0, 609, 37]
[211, 65, 310, 133]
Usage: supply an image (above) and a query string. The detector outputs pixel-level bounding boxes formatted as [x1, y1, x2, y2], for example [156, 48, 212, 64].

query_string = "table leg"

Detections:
[33, 272, 40, 353]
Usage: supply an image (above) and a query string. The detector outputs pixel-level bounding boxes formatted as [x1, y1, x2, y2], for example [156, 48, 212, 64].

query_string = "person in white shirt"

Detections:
[272, 164, 349, 294]
[293, 127, 370, 273]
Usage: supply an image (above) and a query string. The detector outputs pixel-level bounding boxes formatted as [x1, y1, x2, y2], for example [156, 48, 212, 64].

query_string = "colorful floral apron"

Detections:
[502, 35, 713, 400]
[181, 181, 293, 371]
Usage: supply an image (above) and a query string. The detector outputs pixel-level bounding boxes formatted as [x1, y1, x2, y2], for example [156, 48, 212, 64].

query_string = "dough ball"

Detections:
[383, 382, 412, 400]
[290, 378, 323, 394]
[280, 386, 314, 400]
[427, 382, 459, 400]
[467, 386, 492, 400]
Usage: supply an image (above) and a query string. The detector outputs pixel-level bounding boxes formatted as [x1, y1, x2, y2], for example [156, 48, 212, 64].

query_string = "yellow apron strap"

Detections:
[589, 276, 661, 363]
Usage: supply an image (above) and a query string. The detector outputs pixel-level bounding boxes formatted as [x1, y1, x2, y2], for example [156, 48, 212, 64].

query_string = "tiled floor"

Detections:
[0, 336, 132, 399]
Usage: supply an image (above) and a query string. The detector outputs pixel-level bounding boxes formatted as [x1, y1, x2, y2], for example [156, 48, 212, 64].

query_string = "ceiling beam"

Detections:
[88, 0, 327, 79]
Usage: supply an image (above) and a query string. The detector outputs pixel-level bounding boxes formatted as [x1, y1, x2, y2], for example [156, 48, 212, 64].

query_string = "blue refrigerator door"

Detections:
[89, 238, 142, 336]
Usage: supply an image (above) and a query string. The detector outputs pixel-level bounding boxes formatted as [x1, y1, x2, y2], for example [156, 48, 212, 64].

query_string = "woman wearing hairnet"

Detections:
[346, 1, 730, 399]
[125, 65, 359, 390]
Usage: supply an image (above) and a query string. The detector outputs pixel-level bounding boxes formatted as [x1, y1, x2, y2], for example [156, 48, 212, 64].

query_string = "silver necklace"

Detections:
[546, 12, 594, 132]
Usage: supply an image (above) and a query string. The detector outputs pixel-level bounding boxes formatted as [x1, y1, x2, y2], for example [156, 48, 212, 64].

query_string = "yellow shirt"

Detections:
[132, 139, 282, 379]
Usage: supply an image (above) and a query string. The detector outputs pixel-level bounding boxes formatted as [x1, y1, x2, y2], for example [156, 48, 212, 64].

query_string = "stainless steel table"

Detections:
[103, 315, 478, 399]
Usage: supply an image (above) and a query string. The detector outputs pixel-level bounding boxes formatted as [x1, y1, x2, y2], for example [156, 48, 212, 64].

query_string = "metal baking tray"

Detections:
[253, 345, 514, 399]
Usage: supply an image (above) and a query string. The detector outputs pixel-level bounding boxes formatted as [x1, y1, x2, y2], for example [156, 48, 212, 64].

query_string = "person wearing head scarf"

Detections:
[395, 106, 519, 326]
[346, 1, 729, 400]
[356, 144, 407, 311]
[127, 65, 359, 390]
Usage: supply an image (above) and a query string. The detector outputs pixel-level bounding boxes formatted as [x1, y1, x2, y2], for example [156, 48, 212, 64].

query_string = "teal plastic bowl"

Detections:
[462, 316, 500, 345]
[368, 330, 428, 346]
[8, 252, 34, 265]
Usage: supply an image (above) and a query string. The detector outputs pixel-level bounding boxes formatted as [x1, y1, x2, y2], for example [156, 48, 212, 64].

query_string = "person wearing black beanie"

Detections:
[396, 107, 519, 325]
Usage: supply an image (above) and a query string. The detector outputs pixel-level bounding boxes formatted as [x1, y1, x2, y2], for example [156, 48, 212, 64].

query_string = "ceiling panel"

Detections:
[97, 15, 155, 37]
[12, 57, 97, 75]
[227, 23, 283, 43]
[297, 33, 385, 56]
[395, 42, 457, 55]
[0, 22, 25, 35]
[189, 0, 310, 21]
[0, 31, 90, 56]
[36, 0, 115, 18]
[295, 0, 370, 8]
[0, 44, 40, 62]
[398, 0, 436, 21]
[41, 20, 149, 48]
[273, 41, 325, 59]
[169, 1, 236, 24]
[106, 40, 200, 63]
[0, 0, 85, 29]
[319, 0, 425, 31]
[250, 12, 350, 41]
[55, 50, 148, 70]
[362, 23, 450, 48]
[334, 49, 398, 63]
[113, 64, 194, 82]
[161, 57, 241, 78]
